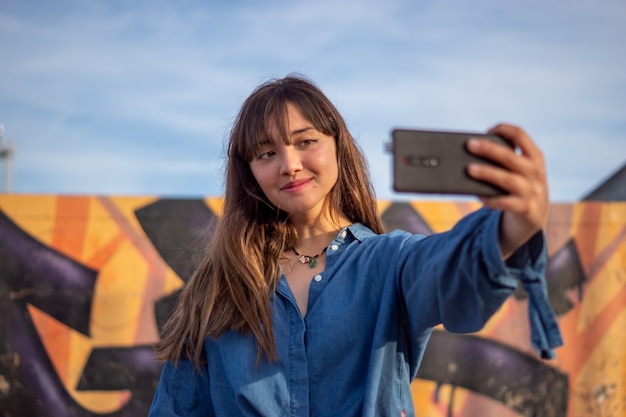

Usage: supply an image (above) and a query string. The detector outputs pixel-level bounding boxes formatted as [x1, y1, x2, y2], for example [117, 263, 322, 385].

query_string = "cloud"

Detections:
[0, 0, 624, 200]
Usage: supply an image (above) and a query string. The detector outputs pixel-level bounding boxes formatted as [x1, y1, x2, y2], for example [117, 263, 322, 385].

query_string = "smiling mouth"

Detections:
[281, 178, 311, 192]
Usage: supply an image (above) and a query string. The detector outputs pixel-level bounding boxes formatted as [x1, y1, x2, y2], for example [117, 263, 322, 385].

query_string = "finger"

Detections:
[471, 124, 546, 184]
[478, 194, 533, 218]
[487, 124, 543, 162]
[478, 195, 513, 211]
[489, 125, 548, 192]
[467, 161, 525, 196]
[466, 137, 528, 176]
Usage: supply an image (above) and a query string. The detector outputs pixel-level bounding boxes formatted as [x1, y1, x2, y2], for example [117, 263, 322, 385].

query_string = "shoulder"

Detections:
[344, 223, 424, 250]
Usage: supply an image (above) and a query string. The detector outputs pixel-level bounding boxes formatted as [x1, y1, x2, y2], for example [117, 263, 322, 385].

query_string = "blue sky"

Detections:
[0, 0, 624, 202]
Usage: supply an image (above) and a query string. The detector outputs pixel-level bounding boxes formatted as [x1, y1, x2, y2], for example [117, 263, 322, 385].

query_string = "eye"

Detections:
[256, 150, 275, 160]
[297, 139, 318, 148]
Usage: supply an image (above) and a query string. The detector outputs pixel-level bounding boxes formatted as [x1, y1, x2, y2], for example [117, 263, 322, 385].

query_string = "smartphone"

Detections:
[390, 128, 514, 196]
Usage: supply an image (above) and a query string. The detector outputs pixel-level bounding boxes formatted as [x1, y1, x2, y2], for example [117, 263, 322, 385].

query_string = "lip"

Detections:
[281, 178, 312, 192]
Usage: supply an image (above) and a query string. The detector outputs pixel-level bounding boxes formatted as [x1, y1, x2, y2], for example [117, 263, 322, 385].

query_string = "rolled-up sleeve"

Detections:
[505, 231, 563, 359]
[398, 207, 562, 358]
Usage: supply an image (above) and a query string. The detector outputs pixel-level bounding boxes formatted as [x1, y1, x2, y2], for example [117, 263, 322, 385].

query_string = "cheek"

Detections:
[250, 164, 274, 193]
[321, 151, 340, 184]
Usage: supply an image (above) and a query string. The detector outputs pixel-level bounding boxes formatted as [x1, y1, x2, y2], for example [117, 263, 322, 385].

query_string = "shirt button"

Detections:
[340, 231, 347, 238]
[314, 274, 322, 282]
[330, 244, 339, 251]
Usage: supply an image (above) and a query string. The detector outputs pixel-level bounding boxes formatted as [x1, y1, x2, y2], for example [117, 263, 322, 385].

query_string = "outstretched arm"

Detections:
[466, 124, 549, 259]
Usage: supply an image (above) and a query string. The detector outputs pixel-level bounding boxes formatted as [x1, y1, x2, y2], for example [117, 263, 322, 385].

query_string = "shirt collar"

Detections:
[343, 223, 377, 243]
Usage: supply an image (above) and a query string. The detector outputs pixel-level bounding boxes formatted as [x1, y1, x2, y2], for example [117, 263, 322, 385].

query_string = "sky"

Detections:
[0, 0, 624, 202]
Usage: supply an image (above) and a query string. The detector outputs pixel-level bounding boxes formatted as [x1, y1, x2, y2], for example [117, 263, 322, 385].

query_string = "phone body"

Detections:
[390, 128, 514, 196]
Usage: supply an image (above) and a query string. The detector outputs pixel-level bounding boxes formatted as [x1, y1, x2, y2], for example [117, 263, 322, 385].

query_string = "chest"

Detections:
[203, 265, 416, 416]
[281, 256, 327, 316]
[215, 258, 398, 366]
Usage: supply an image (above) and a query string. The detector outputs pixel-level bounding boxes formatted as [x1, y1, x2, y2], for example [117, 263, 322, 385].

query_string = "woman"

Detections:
[149, 75, 561, 416]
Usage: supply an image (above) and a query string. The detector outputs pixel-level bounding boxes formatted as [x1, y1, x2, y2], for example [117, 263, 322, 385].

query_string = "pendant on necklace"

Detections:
[292, 246, 325, 268]
[297, 254, 316, 268]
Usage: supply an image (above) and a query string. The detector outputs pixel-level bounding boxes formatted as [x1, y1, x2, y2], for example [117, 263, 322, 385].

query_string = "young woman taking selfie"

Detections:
[148, 75, 561, 417]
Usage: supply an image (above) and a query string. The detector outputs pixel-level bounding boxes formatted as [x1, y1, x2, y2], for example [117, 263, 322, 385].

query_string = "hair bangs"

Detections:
[236, 96, 292, 162]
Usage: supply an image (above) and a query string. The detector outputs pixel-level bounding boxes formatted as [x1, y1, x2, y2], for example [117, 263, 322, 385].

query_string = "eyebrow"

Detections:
[257, 126, 316, 148]
[290, 127, 316, 136]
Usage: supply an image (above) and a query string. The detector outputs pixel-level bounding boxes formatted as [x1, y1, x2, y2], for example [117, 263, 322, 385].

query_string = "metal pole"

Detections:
[0, 123, 15, 192]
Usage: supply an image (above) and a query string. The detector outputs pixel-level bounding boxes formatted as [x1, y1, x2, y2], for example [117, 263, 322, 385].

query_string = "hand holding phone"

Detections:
[389, 124, 550, 259]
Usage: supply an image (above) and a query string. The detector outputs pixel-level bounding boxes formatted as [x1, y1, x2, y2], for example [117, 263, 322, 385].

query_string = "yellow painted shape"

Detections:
[51, 196, 91, 262]
[164, 268, 185, 295]
[376, 200, 393, 218]
[477, 296, 516, 336]
[411, 379, 444, 417]
[570, 203, 604, 262]
[577, 246, 626, 332]
[102, 196, 161, 236]
[594, 204, 625, 255]
[93, 195, 181, 297]
[411, 201, 481, 233]
[572, 308, 625, 417]
[410, 378, 472, 417]
[0, 195, 59, 246]
[606, 202, 626, 223]
[28, 304, 73, 384]
[27, 305, 125, 413]
[81, 197, 126, 267]
[90, 240, 148, 346]
[68, 331, 128, 413]
[205, 197, 225, 217]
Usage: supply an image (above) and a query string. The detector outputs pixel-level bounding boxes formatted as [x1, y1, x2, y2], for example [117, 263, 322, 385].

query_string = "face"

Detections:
[249, 102, 339, 221]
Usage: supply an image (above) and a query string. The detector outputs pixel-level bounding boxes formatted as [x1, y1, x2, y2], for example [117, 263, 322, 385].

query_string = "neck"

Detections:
[289, 213, 351, 253]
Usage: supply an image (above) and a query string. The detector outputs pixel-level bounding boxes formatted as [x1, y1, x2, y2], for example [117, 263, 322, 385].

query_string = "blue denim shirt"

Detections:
[149, 208, 562, 417]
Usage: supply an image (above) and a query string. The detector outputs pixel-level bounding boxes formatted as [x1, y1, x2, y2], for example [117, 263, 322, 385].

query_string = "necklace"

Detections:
[290, 246, 327, 268]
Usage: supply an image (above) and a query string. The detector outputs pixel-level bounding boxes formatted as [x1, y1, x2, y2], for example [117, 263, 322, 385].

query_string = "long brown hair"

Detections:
[154, 75, 384, 366]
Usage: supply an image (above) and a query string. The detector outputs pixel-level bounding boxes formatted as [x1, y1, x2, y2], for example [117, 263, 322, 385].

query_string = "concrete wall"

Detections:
[1, 195, 624, 417]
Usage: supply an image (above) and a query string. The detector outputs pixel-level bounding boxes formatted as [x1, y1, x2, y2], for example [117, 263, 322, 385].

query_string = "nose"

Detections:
[280, 146, 303, 176]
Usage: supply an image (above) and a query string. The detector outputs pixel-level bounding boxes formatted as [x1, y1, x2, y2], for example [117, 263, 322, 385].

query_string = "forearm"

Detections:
[498, 210, 543, 260]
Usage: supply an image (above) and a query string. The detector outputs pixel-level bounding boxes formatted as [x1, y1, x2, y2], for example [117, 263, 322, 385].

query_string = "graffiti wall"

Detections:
[0, 195, 624, 417]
